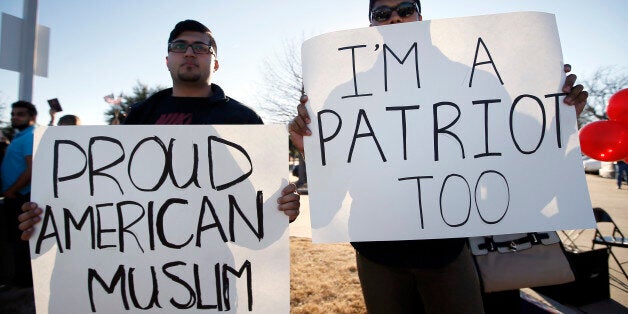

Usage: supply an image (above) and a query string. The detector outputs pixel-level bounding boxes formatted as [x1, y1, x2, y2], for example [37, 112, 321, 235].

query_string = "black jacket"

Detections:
[124, 84, 263, 125]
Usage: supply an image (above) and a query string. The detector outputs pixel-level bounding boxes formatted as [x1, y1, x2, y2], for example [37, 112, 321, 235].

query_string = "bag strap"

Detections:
[478, 233, 550, 252]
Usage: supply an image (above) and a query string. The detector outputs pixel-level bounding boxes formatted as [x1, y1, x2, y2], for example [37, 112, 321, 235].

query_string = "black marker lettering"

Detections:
[398, 176, 434, 229]
[383, 42, 420, 91]
[63, 206, 95, 250]
[87, 265, 128, 312]
[222, 260, 253, 311]
[348, 109, 387, 163]
[439, 174, 471, 227]
[89, 136, 125, 196]
[469, 37, 504, 87]
[208, 136, 253, 191]
[53, 140, 87, 198]
[545, 92, 568, 148]
[128, 266, 161, 309]
[339, 45, 373, 99]
[35, 205, 63, 254]
[317, 109, 342, 166]
[128, 136, 168, 192]
[156, 198, 193, 249]
[509, 94, 546, 154]
[167, 138, 201, 189]
[433, 102, 465, 161]
[163, 261, 196, 309]
[474, 170, 510, 224]
[472, 99, 502, 158]
[386, 105, 421, 160]
[196, 196, 228, 245]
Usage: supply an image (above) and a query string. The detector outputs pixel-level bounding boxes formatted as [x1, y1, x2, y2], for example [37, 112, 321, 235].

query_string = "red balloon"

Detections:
[579, 120, 628, 161]
[607, 88, 628, 124]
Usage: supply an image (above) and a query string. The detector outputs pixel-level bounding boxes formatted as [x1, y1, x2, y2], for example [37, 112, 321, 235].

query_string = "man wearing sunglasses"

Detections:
[289, 1, 589, 313]
[369, 0, 422, 25]
[18, 21, 301, 239]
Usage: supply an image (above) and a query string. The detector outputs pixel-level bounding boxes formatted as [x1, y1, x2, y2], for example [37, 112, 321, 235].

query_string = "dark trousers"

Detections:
[617, 163, 628, 188]
[482, 289, 522, 314]
[356, 244, 484, 314]
[2, 193, 33, 287]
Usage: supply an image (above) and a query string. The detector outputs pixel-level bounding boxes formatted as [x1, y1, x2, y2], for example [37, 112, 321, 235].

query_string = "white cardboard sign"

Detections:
[30, 125, 289, 313]
[301, 12, 595, 243]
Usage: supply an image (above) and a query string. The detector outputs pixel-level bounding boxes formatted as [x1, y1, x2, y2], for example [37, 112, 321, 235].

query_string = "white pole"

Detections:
[18, 0, 38, 102]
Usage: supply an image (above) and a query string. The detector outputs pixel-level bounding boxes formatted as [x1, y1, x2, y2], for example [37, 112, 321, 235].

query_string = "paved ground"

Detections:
[290, 173, 628, 313]
[557, 173, 628, 313]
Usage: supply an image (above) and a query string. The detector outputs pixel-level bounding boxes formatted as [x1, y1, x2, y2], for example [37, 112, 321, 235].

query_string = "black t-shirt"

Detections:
[125, 84, 263, 125]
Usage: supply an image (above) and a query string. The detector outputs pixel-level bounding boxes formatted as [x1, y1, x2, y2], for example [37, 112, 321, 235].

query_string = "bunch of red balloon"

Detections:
[579, 88, 628, 162]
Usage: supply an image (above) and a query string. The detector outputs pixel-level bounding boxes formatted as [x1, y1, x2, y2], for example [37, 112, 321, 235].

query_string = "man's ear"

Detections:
[165, 56, 169, 68]
[418, 14, 423, 21]
[213, 59, 220, 72]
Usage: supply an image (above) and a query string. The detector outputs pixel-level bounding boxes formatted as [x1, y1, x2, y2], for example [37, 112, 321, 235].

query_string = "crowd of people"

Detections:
[2, 1, 593, 313]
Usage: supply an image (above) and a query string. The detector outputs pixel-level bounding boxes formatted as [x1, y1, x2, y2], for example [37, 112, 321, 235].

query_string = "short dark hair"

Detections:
[168, 19, 217, 56]
[58, 114, 80, 126]
[11, 100, 37, 117]
[369, 0, 422, 19]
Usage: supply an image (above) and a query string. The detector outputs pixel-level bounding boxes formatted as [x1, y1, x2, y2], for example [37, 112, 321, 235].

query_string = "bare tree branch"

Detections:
[255, 38, 308, 186]
[256, 40, 303, 123]
[579, 66, 628, 127]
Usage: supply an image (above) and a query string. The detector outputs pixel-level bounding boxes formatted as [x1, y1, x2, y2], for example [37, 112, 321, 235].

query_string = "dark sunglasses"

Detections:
[168, 41, 214, 55]
[370, 2, 421, 22]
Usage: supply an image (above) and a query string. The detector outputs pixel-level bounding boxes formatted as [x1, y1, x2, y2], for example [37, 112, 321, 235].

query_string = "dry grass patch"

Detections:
[290, 237, 366, 314]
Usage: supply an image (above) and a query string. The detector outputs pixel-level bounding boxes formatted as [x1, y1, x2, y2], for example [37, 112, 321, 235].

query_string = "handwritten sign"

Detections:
[301, 12, 595, 243]
[30, 125, 289, 313]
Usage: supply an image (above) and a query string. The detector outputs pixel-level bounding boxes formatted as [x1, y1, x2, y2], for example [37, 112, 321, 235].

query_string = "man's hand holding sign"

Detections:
[290, 4, 592, 313]
[25, 125, 292, 313]
[291, 12, 594, 243]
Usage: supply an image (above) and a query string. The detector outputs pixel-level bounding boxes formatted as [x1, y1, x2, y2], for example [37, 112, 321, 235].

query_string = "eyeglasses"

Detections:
[168, 41, 214, 55]
[370, 1, 420, 22]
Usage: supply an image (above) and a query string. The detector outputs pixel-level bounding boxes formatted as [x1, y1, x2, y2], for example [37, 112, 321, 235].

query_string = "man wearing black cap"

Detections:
[289, 1, 588, 313]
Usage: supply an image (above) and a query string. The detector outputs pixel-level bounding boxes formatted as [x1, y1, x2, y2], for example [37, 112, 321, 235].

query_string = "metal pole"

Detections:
[18, 0, 38, 102]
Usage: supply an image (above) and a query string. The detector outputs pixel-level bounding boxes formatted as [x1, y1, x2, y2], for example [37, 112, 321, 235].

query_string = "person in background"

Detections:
[49, 109, 80, 126]
[617, 160, 628, 189]
[2, 101, 38, 288]
[288, 1, 589, 313]
[57, 114, 80, 126]
[47, 108, 56, 126]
